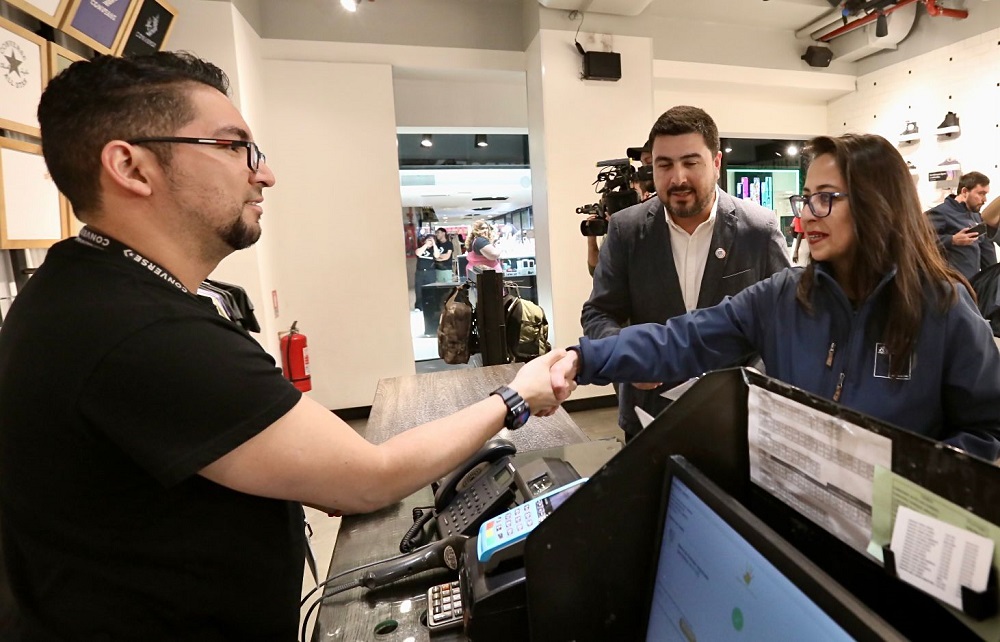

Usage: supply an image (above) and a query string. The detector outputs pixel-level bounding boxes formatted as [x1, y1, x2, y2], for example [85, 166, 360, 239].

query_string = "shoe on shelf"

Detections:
[898, 121, 920, 142]
[938, 157, 960, 168]
[906, 160, 918, 174]
[936, 111, 960, 136]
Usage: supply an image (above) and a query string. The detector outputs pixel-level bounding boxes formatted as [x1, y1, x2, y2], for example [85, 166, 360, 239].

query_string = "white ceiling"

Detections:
[643, 0, 839, 31]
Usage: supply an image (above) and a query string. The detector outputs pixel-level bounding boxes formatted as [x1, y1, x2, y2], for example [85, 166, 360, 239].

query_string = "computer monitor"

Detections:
[643, 456, 906, 642]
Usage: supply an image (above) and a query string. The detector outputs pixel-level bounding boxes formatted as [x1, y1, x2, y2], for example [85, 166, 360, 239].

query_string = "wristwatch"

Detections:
[491, 385, 530, 431]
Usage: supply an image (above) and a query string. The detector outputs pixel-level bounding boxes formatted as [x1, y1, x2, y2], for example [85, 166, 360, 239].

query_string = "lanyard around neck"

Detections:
[75, 226, 190, 295]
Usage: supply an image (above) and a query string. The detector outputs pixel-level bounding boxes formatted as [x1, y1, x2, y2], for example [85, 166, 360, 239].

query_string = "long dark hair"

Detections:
[796, 134, 972, 377]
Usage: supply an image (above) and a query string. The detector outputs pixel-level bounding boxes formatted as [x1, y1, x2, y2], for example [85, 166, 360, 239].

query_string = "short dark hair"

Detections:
[37, 52, 230, 216]
[647, 106, 720, 156]
[435, 227, 448, 235]
[958, 171, 989, 194]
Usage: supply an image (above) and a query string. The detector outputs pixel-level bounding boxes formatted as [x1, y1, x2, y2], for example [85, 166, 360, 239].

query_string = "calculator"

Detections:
[426, 579, 464, 633]
[476, 477, 588, 563]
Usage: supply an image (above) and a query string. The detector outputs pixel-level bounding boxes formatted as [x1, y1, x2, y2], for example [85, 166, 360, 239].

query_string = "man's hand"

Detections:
[631, 382, 662, 391]
[509, 350, 568, 418]
[953, 227, 980, 246]
[549, 350, 581, 403]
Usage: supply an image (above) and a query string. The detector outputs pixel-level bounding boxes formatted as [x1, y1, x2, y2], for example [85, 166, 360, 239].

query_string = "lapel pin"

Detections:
[715, 248, 727, 259]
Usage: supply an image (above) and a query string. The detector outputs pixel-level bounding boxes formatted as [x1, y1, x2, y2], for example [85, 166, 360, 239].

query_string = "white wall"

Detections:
[528, 29, 654, 399]
[653, 61, 854, 139]
[393, 74, 528, 129]
[261, 59, 413, 409]
[828, 26, 1000, 209]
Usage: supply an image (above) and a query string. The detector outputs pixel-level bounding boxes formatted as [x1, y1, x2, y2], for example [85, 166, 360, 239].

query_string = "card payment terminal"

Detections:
[476, 478, 588, 563]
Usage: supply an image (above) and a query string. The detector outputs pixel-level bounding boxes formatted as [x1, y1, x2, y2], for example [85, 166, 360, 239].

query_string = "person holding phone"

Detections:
[925, 171, 997, 280]
[551, 134, 1000, 463]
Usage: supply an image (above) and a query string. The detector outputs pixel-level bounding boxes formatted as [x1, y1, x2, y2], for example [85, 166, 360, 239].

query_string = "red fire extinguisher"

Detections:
[280, 321, 312, 392]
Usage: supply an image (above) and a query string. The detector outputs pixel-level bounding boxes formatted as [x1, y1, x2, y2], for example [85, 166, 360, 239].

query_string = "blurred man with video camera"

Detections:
[585, 142, 654, 276]
[582, 106, 790, 440]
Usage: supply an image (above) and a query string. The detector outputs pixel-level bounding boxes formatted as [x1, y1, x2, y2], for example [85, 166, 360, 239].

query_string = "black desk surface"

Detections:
[313, 364, 615, 641]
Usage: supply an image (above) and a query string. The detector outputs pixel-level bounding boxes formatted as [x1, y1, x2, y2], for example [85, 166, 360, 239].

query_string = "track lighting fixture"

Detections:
[475, 134, 488, 148]
[420, 134, 433, 148]
[875, 11, 888, 38]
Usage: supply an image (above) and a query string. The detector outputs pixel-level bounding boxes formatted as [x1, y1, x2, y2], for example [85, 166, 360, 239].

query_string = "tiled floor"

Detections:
[299, 405, 620, 637]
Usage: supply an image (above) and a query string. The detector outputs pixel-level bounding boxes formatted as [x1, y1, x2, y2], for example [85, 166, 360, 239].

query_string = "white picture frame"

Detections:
[0, 137, 67, 249]
[4, 0, 73, 28]
[0, 16, 48, 137]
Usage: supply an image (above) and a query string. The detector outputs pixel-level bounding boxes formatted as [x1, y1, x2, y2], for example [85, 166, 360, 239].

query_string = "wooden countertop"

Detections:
[311, 364, 604, 641]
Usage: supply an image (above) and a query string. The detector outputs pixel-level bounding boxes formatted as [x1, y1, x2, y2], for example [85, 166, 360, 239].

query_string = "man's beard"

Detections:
[664, 186, 712, 219]
[221, 214, 261, 251]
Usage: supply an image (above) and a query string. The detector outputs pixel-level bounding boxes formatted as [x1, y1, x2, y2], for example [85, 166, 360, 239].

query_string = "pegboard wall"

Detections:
[827, 26, 1000, 209]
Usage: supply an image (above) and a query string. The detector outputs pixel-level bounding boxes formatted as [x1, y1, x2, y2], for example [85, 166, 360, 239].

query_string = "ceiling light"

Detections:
[475, 134, 488, 148]
[724, 146, 733, 153]
[420, 134, 433, 148]
[340, 0, 360, 12]
[786, 144, 799, 156]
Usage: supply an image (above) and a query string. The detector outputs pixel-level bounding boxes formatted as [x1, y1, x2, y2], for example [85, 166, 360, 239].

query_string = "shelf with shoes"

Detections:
[898, 121, 920, 144]
[928, 157, 961, 183]
[935, 111, 961, 137]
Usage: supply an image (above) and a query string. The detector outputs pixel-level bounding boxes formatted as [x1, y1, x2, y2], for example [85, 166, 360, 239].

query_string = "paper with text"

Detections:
[890, 506, 994, 610]
[747, 386, 891, 555]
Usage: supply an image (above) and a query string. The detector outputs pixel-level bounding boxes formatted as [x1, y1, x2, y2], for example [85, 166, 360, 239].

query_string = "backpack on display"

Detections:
[502, 287, 551, 363]
[438, 284, 474, 364]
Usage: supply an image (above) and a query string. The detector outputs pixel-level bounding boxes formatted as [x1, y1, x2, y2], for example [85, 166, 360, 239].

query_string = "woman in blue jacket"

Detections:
[552, 133, 1000, 461]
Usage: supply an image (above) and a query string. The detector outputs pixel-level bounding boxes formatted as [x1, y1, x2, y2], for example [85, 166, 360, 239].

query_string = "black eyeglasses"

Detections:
[126, 137, 267, 172]
[788, 192, 846, 219]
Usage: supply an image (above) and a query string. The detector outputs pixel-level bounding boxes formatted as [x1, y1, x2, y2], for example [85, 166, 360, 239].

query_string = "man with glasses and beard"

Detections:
[0, 52, 563, 640]
[582, 106, 790, 441]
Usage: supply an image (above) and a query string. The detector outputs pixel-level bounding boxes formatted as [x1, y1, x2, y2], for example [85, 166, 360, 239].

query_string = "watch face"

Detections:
[513, 402, 530, 428]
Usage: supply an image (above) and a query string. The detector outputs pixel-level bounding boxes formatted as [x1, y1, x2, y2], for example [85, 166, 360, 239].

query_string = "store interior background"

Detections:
[4, 0, 1000, 415]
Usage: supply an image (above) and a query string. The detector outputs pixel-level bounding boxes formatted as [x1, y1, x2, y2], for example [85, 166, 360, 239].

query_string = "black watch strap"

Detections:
[491, 385, 530, 430]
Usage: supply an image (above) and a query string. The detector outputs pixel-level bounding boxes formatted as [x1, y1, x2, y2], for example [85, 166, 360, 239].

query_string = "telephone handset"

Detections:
[434, 438, 518, 538]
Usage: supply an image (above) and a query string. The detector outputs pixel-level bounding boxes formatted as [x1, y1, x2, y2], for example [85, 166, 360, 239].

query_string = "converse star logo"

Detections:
[102, 0, 118, 6]
[0, 41, 28, 89]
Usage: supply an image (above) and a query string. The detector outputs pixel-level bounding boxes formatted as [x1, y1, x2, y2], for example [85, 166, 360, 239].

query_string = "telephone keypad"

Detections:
[426, 580, 463, 632]
[436, 463, 515, 538]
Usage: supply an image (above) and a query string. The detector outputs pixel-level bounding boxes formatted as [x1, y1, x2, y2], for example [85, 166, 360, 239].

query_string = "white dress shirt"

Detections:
[665, 187, 720, 311]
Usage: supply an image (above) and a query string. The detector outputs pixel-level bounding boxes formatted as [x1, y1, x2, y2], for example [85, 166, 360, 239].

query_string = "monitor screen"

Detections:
[645, 457, 903, 642]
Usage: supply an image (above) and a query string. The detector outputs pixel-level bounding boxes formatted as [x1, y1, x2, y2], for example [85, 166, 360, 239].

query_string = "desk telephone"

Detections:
[433, 439, 518, 538]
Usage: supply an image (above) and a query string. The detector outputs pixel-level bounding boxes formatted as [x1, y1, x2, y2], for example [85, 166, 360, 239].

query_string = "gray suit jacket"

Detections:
[581, 189, 791, 436]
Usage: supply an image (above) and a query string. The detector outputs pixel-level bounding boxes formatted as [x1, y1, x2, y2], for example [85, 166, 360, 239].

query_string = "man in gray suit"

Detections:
[582, 106, 791, 439]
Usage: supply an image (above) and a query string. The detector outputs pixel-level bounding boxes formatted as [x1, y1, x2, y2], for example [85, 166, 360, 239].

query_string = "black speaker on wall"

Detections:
[801, 46, 833, 68]
[583, 51, 622, 81]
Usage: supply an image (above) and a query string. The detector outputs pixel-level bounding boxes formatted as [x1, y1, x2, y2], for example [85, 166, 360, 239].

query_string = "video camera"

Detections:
[577, 147, 654, 236]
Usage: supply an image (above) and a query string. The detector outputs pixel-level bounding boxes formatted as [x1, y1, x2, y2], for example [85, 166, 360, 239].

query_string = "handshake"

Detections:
[505, 349, 579, 419]
[507, 347, 664, 420]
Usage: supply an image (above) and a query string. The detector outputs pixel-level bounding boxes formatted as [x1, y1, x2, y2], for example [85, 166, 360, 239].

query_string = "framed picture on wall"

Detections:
[0, 16, 48, 137]
[0, 137, 67, 249]
[4, 0, 73, 28]
[46, 41, 86, 85]
[116, 0, 177, 57]
[59, 0, 138, 55]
